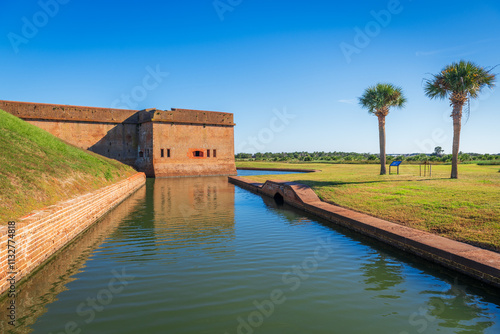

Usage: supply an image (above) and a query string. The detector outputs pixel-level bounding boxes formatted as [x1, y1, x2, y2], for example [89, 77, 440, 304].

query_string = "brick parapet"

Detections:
[0, 100, 139, 124]
[0, 100, 235, 127]
[150, 108, 235, 126]
[0, 173, 146, 296]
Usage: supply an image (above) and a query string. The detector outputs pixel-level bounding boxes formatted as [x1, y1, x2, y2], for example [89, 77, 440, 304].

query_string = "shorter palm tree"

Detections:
[424, 60, 496, 179]
[359, 83, 406, 175]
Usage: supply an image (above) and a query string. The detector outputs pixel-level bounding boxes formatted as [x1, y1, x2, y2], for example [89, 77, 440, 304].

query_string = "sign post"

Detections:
[389, 161, 402, 175]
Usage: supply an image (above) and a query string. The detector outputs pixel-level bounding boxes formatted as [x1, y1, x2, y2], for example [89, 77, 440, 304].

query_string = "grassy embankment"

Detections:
[236, 161, 500, 251]
[0, 109, 137, 224]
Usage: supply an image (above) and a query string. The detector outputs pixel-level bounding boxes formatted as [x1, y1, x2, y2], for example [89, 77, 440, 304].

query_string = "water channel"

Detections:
[1, 171, 500, 333]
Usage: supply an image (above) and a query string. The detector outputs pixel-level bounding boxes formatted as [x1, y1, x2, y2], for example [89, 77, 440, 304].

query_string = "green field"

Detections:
[237, 161, 500, 251]
[0, 109, 137, 224]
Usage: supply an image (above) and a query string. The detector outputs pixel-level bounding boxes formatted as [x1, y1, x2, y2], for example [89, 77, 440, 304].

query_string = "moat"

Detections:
[2, 171, 500, 333]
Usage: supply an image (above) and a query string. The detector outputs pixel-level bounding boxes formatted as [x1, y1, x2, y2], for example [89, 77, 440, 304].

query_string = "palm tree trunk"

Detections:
[451, 104, 463, 179]
[378, 115, 386, 175]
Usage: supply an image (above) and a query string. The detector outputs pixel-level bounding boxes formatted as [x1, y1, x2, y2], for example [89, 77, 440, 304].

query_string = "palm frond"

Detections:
[424, 60, 496, 101]
[358, 83, 406, 115]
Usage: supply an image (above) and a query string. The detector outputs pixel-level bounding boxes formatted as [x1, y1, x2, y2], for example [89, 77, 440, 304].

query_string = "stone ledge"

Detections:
[228, 176, 500, 288]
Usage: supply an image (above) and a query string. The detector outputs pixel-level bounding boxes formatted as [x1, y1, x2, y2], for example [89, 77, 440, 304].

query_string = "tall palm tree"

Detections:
[424, 61, 496, 179]
[359, 83, 406, 175]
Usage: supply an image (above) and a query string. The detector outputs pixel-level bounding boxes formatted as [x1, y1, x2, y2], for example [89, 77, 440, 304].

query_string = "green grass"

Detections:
[236, 161, 500, 252]
[0, 109, 137, 224]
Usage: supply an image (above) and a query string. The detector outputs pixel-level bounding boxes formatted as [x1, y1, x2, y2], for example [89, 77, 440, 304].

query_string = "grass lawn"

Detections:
[236, 161, 500, 252]
[0, 109, 137, 224]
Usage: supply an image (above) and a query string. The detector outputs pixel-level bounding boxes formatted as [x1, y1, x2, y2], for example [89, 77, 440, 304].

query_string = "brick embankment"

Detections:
[0, 173, 146, 296]
[228, 176, 500, 288]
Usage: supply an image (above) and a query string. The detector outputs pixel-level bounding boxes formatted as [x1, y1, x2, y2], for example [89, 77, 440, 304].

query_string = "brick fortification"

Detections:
[0, 100, 237, 177]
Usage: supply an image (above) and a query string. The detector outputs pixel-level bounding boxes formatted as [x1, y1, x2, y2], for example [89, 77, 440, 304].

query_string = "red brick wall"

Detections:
[0, 173, 146, 296]
[0, 100, 237, 177]
[0, 185, 147, 332]
[152, 122, 237, 177]
[0, 100, 139, 123]
[153, 108, 234, 126]
[135, 122, 155, 176]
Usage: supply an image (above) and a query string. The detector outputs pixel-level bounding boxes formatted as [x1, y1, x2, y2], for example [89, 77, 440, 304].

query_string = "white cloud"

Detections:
[338, 99, 357, 104]
[416, 39, 500, 57]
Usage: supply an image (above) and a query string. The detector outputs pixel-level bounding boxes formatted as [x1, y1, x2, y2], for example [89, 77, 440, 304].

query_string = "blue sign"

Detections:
[390, 161, 402, 167]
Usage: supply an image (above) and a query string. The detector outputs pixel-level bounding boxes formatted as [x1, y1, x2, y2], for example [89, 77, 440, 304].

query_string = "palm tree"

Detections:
[424, 60, 496, 179]
[359, 83, 406, 175]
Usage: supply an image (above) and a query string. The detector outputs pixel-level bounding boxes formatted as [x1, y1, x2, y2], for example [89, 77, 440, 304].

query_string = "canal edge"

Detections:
[0, 172, 146, 298]
[228, 176, 500, 289]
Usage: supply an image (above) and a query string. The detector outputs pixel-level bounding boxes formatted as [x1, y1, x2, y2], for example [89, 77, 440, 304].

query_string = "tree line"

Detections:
[235, 151, 500, 164]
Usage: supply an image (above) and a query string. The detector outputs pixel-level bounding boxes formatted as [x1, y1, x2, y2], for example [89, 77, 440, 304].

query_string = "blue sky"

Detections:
[1, 0, 499, 154]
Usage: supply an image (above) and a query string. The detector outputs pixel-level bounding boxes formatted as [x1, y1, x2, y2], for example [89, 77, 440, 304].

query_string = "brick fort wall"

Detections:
[0, 100, 237, 177]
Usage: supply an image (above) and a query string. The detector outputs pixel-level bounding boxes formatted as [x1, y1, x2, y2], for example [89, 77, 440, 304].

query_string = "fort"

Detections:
[0, 100, 237, 177]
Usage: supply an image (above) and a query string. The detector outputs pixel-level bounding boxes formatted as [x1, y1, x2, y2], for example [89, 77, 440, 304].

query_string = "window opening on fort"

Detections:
[194, 150, 204, 157]
[161, 149, 164, 158]
[207, 149, 210, 158]
[167, 149, 171, 158]
[213, 149, 217, 158]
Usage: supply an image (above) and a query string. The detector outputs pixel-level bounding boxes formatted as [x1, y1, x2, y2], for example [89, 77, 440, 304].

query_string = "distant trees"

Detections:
[433, 146, 444, 157]
[359, 83, 407, 175]
[235, 151, 500, 164]
[424, 60, 496, 179]
[235, 153, 253, 159]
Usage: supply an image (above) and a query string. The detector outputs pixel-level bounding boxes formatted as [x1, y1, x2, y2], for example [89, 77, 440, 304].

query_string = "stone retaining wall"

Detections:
[0, 173, 146, 296]
[229, 176, 500, 288]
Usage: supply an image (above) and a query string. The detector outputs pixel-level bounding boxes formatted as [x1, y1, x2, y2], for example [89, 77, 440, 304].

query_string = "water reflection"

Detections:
[2, 174, 500, 334]
[261, 195, 314, 227]
[0, 186, 147, 334]
[257, 185, 500, 333]
[152, 177, 236, 258]
[361, 254, 404, 292]
[423, 283, 496, 332]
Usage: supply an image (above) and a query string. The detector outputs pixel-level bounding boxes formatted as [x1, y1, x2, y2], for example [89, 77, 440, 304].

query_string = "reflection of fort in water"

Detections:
[0, 177, 237, 332]
[151, 177, 236, 258]
[2, 175, 500, 333]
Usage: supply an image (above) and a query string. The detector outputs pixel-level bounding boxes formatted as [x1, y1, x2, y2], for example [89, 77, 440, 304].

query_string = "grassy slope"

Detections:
[0, 109, 137, 224]
[236, 161, 500, 251]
